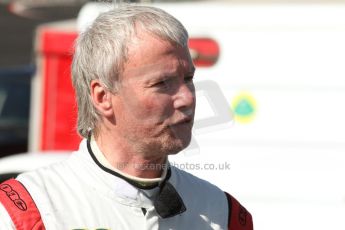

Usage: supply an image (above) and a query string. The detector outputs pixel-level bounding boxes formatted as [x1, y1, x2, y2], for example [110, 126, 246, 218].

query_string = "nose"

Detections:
[173, 82, 195, 110]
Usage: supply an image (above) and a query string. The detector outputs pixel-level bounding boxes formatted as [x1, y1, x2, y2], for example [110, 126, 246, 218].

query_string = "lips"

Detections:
[172, 116, 193, 126]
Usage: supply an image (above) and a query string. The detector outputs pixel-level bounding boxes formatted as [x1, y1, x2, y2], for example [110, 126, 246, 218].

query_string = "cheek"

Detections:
[119, 86, 174, 122]
[140, 95, 174, 119]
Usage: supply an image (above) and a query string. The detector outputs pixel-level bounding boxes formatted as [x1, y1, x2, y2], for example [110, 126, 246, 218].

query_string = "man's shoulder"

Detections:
[170, 165, 223, 192]
[169, 165, 230, 228]
[17, 145, 88, 179]
[169, 166, 254, 230]
[15, 153, 82, 194]
[18, 156, 71, 181]
[170, 165, 226, 203]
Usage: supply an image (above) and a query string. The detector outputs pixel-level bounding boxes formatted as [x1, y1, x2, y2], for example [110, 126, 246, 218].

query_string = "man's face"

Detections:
[111, 31, 195, 157]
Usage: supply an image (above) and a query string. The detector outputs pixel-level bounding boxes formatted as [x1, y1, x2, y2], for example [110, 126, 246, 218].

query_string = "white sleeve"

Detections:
[0, 202, 16, 229]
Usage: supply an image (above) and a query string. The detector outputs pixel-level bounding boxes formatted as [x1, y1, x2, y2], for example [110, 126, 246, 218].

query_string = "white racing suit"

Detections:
[0, 139, 253, 230]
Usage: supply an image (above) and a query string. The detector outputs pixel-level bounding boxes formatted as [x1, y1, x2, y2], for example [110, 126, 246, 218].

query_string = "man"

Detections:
[0, 5, 253, 229]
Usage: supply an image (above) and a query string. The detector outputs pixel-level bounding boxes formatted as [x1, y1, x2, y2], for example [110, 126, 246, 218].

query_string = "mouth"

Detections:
[172, 116, 193, 126]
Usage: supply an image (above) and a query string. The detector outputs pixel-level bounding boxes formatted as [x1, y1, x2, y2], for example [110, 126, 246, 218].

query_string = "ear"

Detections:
[90, 80, 114, 118]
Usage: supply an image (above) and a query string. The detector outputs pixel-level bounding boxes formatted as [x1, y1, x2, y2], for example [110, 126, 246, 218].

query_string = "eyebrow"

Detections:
[159, 66, 195, 77]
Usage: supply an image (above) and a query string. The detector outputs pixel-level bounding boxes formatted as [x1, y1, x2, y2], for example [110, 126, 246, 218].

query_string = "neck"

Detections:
[93, 131, 166, 179]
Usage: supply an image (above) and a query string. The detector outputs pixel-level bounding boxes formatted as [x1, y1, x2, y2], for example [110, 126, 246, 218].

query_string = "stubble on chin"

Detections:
[133, 132, 191, 158]
[122, 121, 193, 157]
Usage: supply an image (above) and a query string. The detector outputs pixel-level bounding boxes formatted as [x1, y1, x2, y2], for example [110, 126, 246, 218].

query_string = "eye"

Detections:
[153, 81, 166, 87]
[152, 78, 174, 89]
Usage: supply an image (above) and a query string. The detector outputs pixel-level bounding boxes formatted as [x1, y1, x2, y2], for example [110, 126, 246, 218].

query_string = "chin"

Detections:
[143, 129, 192, 156]
[164, 136, 192, 155]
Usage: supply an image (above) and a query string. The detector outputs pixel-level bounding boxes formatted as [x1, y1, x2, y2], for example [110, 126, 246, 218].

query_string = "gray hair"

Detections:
[71, 5, 189, 138]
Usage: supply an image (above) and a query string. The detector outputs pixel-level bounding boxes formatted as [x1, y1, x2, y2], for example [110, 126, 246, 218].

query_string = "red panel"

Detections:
[40, 29, 80, 151]
[41, 30, 78, 55]
[188, 38, 220, 67]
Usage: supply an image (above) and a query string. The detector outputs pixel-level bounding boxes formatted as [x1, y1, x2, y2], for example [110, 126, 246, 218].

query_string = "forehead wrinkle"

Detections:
[123, 31, 192, 83]
[124, 58, 182, 79]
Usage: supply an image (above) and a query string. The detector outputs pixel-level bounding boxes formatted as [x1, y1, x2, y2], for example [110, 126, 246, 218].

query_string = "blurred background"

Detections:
[0, 0, 83, 156]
